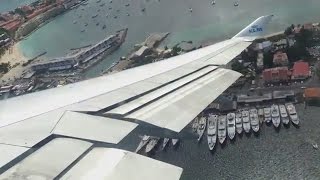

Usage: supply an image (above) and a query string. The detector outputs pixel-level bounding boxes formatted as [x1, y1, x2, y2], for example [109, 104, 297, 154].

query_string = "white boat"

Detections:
[279, 104, 289, 125]
[235, 112, 243, 134]
[249, 108, 259, 132]
[192, 117, 199, 133]
[271, 104, 281, 128]
[207, 114, 217, 150]
[161, 138, 170, 150]
[145, 137, 159, 153]
[211, 0, 216, 5]
[171, 138, 179, 146]
[285, 103, 299, 125]
[218, 115, 226, 144]
[197, 117, 206, 141]
[264, 107, 272, 123]
[135, 135, 150, 153]
[242, 110, 251, 133]
[258, 108, 264, 123]
[189, 8, 193, 12]
[227, 113, 236, 140]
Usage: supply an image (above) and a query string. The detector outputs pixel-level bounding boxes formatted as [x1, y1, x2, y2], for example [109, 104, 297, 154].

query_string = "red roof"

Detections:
[292, 61, 309, 79]
[263, 67, 290, 82]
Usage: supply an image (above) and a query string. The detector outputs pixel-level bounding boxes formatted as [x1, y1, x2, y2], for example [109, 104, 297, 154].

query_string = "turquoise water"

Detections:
[4, 0, 320, 78]
[0, 0, 37, 12]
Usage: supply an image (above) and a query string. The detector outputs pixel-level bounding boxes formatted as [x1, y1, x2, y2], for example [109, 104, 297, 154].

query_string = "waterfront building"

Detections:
[262, 67, 290, 84]
[31, 57, 77, 72]
[291, 61, 310, 80]
[273, 51, 288, 66]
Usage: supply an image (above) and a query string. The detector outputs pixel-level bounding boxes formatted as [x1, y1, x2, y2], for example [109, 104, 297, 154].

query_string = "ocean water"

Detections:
[6, 0, 320, 78]
[0, 0, 37, 12]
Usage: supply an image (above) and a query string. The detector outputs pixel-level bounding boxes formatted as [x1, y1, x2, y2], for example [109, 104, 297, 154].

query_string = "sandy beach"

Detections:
[0, 43, 28, 85]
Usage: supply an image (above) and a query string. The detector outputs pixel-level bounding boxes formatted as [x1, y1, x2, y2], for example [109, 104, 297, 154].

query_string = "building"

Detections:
[237, 93, 272, 104]
[31, 57, 77, 72]
[304, 88, 320, 106]
[291, 61, 310, 80]
[273, 39, 287, 50]
[254, 41, 272, 52]
[256, 52, 264, 69]
[273, 51, 288, 66]
[262, 67, 290, 83]
[130, 46, 151, 60]
[59, 0, 78, 9]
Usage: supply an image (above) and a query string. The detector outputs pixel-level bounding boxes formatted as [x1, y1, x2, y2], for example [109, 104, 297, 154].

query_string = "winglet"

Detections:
[232, 15, 273, 41]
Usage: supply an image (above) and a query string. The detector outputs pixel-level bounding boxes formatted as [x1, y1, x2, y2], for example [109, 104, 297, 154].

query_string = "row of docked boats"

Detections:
[135, 135, 179, 153]
[193, 103, 299, 151]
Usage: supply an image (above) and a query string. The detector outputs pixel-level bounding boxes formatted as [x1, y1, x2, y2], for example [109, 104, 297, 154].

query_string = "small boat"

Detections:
[189, 8, 193, 12]
[192, 117, 199, 133]
[141, 8, 146, 12]
[125, 3, 130, 7]
[161, 138, 170, 150]
[145, 137, 159, 153]
[92, 14, 98, 18]
[264, 107, 272, 123]
[279, 104, 289, 125]
[242, 110, 251, 133]
[108, 7, 112, 10]
[109, 0, 113, 3]
[126, 13, 130, 16]
[271, 104, 281, 128]
[171, 138, 179, 146]
[197, 117, 207, 141]
[258, 108, 264, 123]
[312, 143, 319, 149]
[96, 0, 101, 3]
[211, 0, 216, 5]
[135, 135, 150, 153]
[80, 29, 85, 32]
[99, 3, 105, 7]
[285, 103, 299, 125]
[84, 23, 88, 26]
[218, 115, 226, 144]
[235, 112, 243, 134]
[114, 16, 118, 19]
[96, 22, 100, 26]
[227, 113, 236, 140]
[249, 108, 259, 133]
[73, 20, 77, 24]
[207, 114, 217, 150]
[102, 25, 106, 29]
[234, 2, 239, 6]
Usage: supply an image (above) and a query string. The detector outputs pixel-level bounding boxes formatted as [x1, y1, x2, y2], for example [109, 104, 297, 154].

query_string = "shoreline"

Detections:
[0, 43, 28, 85]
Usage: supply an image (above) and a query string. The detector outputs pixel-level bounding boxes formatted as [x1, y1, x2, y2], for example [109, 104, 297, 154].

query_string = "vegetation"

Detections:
[14, 8, 27, 19]
[0, 62, 11, 74]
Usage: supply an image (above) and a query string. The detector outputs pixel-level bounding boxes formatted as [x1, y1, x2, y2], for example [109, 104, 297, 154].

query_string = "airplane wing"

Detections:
[0, 15, 273, 179]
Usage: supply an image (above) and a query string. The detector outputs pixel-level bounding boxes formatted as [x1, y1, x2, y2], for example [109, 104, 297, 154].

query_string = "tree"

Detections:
[14, 8, 27, 19]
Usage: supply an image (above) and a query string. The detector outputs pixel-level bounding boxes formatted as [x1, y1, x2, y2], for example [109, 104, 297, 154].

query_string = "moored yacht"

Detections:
[249, 108, 259, 132]
[227, 113, 236, 140]
[218, 115, 227, 144]
[135, 135, 150, 153]
[285, 103, 299, 125]
[161, 138, 170, 150]
[235, 112, 243, 134]
[242, 110, 251, 133]
[207, 114, 218, 150]
[197, 117, 206, 141]
[271, 104, 281, 128]
[145, 137, 159, 153]
[264, 107, 272, 123]
[279, 104, 289, 125]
